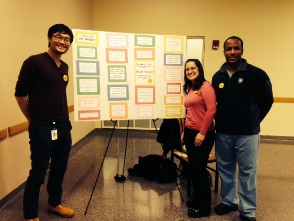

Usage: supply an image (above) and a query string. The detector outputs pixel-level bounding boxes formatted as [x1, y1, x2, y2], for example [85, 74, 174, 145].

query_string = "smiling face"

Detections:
[185, 61, 199, 83]
[48, 32, 71, 55]
[224, 38, 243, 66]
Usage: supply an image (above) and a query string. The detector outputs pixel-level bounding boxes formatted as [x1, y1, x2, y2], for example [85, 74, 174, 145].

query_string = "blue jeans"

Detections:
[23, 121, 72, 219]
[215, 132, 260, 217]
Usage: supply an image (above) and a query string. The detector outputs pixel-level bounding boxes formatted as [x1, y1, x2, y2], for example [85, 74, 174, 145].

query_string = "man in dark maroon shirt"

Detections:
[15, 24, 75, 221]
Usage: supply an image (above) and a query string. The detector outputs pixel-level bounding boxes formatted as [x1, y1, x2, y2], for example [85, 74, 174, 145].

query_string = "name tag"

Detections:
[51, 129, 58, 140]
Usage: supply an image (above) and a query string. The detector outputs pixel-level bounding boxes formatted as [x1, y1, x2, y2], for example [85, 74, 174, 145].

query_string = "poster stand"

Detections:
[84, 120, 117, 215]
[114, 120, 130, 182]
[85, 118, 184, 215]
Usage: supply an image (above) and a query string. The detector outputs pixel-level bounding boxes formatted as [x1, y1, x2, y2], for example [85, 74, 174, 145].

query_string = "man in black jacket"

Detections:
[212, 36, 273, 221]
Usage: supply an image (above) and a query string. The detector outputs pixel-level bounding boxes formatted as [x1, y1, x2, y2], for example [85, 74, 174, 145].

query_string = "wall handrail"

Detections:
[5, 105, 75, 138]
[274, 97, 294, 103]
[1, 98, 294, 140]
[0, 128, 7, 140]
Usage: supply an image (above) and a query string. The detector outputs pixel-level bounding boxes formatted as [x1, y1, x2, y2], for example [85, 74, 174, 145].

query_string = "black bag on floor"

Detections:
[156, 159, 177, 183]
[128, 154, 177, 183]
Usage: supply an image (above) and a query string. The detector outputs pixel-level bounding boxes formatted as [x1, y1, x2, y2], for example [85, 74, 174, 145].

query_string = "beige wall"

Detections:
[0, 0, 95, 200]
[1, 0, 294, 201]
[93, 0, 294, 137]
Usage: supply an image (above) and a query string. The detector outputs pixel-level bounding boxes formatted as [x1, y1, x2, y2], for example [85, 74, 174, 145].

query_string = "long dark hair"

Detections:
[183, 58, 206, 94]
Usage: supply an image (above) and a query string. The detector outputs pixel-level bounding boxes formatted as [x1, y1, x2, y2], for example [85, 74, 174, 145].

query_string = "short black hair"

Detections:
[223, 36, 243, 50]
[47, 24, 74, 47]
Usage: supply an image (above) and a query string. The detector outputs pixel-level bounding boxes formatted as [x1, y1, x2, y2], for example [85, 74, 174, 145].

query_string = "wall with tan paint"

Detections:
[0, 0, 95, 200]
[1, 0, 294, 201]
[92, 0, 294, 137]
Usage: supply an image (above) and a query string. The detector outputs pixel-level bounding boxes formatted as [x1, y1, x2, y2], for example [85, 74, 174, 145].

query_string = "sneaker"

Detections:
[240, 214, 257, 221]
[186, 198, 195, 208]
[188, 208, 211, 218]
[214, 203, 238, 215]
[24, 218, 40, 221]
[48, 203, 75, 218]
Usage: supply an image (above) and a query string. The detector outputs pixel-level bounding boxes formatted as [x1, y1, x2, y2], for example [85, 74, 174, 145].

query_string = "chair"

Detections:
[154, 118, 219, 197]
[172, 150, 219, 198]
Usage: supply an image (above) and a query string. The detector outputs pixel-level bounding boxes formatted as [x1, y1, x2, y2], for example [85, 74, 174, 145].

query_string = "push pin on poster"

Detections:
[212, 40, 219, 50]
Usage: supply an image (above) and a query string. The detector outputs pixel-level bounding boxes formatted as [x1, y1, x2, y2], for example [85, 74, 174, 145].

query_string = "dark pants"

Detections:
[184, 127, 215, 210]
[23, 121, 72, 219]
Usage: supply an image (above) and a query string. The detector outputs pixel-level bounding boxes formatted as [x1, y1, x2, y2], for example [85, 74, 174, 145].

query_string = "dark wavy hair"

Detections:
[47, 24, 74, 47]
[183, 58, 206, 94]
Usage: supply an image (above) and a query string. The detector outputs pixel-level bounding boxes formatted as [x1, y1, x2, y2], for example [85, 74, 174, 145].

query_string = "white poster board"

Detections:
[72, 29, 186, 121]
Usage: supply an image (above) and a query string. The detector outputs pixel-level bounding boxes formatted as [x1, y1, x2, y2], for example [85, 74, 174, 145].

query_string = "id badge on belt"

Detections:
[51, 122, 58, 140]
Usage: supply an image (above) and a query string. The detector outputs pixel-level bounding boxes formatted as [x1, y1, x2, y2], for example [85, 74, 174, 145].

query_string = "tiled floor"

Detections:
[0, 129, 294, 221]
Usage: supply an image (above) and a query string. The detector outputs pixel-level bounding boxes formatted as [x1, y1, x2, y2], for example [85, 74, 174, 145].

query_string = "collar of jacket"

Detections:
[219, 58, 248, 73]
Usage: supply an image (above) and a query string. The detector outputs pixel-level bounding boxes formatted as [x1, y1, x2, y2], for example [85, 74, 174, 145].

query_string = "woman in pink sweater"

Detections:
[182, 58, 216, 218]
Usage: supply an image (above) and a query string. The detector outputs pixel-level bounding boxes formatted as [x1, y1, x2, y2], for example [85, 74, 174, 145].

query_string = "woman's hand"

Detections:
[194, 133, 205, 147]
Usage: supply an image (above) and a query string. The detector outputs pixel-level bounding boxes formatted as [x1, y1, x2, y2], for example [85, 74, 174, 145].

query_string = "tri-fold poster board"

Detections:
[72, 29, 188, 121]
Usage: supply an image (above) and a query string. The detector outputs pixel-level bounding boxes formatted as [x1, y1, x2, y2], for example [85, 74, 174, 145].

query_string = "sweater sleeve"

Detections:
[15, 56, 36, 97]
[255, 71, 274, 122]
[200, 82, 217, 135]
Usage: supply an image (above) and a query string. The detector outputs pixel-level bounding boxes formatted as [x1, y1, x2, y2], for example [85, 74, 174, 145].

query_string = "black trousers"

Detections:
[184, 127, 215, 210]
[23, 121, 72, 219]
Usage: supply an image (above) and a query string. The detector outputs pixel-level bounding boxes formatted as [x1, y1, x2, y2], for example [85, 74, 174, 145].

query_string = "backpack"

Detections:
[156, 158, 177, 183]
[128, 154, 177, 183]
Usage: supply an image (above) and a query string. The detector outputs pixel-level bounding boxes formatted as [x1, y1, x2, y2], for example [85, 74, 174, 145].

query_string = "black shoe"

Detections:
[240, 214, 256, 221]
[188, 208, 211, 218]
[186, 198, 196, 208]
[214, 203, 238, 215]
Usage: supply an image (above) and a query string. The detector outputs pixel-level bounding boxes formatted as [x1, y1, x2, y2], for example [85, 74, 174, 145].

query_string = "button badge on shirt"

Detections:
[238, 78, 243, 83]
[219, 83, 224, 88]
[63, 75, 68, 81]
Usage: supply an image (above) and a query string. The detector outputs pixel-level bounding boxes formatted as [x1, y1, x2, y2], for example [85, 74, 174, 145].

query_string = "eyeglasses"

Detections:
[52, 35, 71, 45]
[185, 67, 198, 72]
